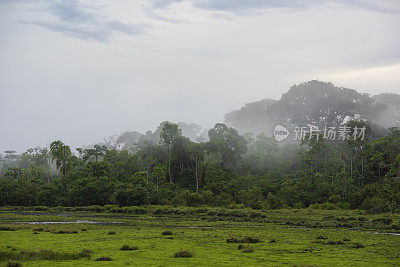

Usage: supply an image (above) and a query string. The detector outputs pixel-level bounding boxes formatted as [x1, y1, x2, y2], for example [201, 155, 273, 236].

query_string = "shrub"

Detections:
[95, 257, 113, 261]
[87, 205, 103, 212]
[33, 206, 49, 211]
[226, 237, 261, 243]
[195, 207, 209, 213]
[120, 245, 139, 251]
[372, 218, 392, 225]
[309, 203, 338, 210]
[162, 230, 173, 235]
[326, 240, 344, 245]
[352, 242, 365, 248]
[293, 202, 305, 209]
[129, 206, 148, 215]
[250, 201, 264, 210]
[243, 237, 261, 243]
[328, 195, 341, 203]
[362, 196, 388, 214]
[265, 192, 283, 209]
[392, 224, 400, 230]
[104, 205, 118, 211]
[241, 246, 254, 253]
[357, 216, 368, 221]
[312, 240, 344, 245]
[227, 203, 245, 209]
[6, 246, 17, 251]
[174, 250, 194, 258]
[51, 230, 78, 234]
[80, 249, 93, 258]
[6, 261, 22, 267]
[237, 244, 254, 252]
[0, 226, 16, 231]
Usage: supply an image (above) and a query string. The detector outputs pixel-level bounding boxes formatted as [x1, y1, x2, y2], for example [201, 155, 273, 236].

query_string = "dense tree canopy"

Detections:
[1, 121, 400, 213]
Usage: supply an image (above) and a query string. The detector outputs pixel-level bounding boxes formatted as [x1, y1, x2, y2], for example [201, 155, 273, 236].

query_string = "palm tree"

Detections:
[50, 140, 72, 176]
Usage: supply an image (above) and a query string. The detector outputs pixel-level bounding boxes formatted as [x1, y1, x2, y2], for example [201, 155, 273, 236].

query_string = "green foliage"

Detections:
[50, 140, 72, 176]
[208, 123, 247, 169]
[1, 124, 400, 214]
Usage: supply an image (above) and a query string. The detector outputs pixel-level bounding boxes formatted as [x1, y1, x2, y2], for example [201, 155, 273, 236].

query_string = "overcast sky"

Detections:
[0, 0, 399, 153]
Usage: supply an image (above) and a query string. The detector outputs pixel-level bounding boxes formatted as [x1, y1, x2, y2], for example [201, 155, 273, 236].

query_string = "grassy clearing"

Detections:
[0, 207, 399, 266]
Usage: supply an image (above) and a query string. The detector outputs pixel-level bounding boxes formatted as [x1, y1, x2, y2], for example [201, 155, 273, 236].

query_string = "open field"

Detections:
[0, 206, 400, 266]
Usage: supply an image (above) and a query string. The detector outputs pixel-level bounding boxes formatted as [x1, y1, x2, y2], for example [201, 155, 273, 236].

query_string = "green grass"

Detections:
[0, 249, 91, 261]
[0, 207, 399, 266]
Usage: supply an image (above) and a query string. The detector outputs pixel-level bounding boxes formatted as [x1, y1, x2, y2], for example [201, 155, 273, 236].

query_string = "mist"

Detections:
[1, 0, 399, 152]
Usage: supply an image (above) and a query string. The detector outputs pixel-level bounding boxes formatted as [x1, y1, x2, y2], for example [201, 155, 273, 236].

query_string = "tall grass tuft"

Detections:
[174, 250, 194, 258]
[120, 245, 139, 251]
[162, 230, 173, 235]
[95, 256, 113, 261]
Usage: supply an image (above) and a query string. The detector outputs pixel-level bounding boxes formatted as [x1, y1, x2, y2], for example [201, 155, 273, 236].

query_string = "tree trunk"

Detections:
[361, 156, 364, 186]
[315, 153, 318, 173]
[350, 155, 353, 179]
[146, 163, 149, 180]
[195, 156, 199, 192]
[168, 151, 172, 183]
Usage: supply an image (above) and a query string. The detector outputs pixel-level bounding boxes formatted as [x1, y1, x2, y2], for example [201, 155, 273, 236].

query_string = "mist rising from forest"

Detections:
[1, 0, 399, 153]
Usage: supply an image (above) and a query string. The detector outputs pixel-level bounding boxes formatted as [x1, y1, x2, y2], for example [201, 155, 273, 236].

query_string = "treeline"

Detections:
[1, 122, 400, 213]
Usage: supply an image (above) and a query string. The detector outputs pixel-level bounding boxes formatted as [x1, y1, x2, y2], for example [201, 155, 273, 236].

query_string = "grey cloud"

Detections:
[29, 0, 147, 41]
[143, 1, 184, 23]
[49, 0, 92, 22]
[345, 0, 400, 14]
[146, 12, 183, 23]
[153, 0, 400, 14]
[151, 0, 183, 9]
[106, 20, 147, 35]
[30, 21, 108, 41]
[193, 0, 308, 11]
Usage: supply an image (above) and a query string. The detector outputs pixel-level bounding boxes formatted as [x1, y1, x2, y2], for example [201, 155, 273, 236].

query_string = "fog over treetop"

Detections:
[97, 80, 400, 152]
[225, 80, 400, 135]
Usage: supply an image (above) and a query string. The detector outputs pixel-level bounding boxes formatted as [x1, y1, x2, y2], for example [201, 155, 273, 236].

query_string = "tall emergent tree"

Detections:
[189, 142, 205, 191]
[50, 140, 72, 176]
[208, 123, 247, 169]
[159, 122, 182, 182]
